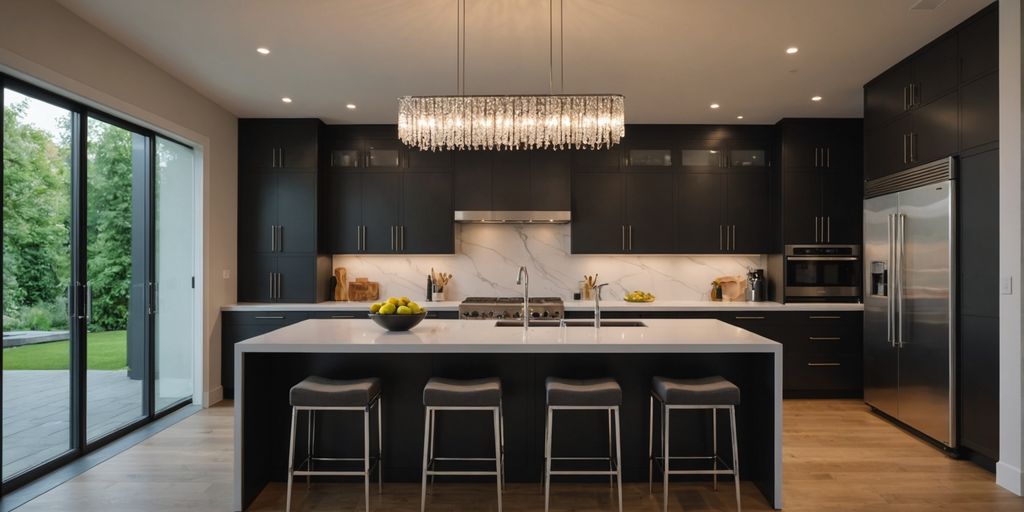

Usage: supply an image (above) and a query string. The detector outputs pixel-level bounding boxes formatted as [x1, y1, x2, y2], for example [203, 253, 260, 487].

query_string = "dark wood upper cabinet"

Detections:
[492, 152, 532, 210]
[625, 173, 676, 253]
[910, 91, 958, 165]
[781, 172, 821, 245]
[400, 172, 453, 254]
[676, 173, 725, 253]
[275, 172, 318, 254]
[453, 152, 492, 211]
[571, 172, 625, 254]
[319, 171, 362, 254]
[452, 150, 570, 212]
[572, 146, 622, 171]
[725, 172, 772, 253]
[530, 151, 571, 211]
[359, 173, 402, 253]
[864, 60, 913, 131]
[912, 34, 959, 107]
[819, 172, 862, 245]
[959, 7, 998, 84]
[407, 148, 452, 170]
[960, 71, 999, 151]
[239, 119, 320, 170]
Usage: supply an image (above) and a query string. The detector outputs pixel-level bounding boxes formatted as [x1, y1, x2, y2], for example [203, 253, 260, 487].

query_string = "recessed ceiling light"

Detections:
[281, 97, 293, 103]
[736, 115, 744, 119]
[346, 104, 357, 110]
[710, 103, 720, 109]
[257, 47, 270, 55]
[786, 47, 799, 55]
[811, 96, 822, 102]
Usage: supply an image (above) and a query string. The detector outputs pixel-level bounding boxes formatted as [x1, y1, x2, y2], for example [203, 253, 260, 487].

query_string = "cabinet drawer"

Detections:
[308, 311, 369, 320]
[785, 352, 862, 391]
[718, 313, 785, 339]
[224, 311, 309, 325]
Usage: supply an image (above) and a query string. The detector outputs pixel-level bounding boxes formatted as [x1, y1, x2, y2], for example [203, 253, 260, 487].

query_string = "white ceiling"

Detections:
[57, 0, 993, 124]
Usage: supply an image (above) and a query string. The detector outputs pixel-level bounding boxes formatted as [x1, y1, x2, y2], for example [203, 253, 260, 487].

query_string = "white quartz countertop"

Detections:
[223, 300, 862, 312]
[235, 318, 782, 354]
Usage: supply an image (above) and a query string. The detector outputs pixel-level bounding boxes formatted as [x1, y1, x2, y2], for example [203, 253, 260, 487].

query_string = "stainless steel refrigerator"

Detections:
[863, 157, 956, 448]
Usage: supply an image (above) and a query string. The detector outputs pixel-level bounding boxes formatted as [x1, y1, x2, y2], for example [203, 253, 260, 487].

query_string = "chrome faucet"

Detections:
[594, 283, 609, 328]
[515, 266, 529, 327]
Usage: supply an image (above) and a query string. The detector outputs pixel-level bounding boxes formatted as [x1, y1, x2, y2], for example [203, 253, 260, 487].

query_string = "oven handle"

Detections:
[785, 256, 859, 261]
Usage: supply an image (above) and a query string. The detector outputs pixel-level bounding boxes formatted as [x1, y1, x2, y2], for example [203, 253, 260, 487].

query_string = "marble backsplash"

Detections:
[332, 224, 767, 301]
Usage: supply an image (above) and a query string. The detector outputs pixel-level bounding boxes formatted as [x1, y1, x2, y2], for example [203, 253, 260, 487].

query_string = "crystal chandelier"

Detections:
[397, 0, 625, 151]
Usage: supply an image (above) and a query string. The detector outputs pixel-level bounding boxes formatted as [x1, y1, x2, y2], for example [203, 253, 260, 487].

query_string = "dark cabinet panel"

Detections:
[960, 314, 999, 459]
[782, 172, 821, 245]
[222, 312, 308, 397]
[361, 173, 402, 253]
[530, 151, 571, 211]
[959, 149, 999, 317]
[865, 115, 913, 180]
[276, 172, 317, 254]
[676, 173, 724, 253]
[571, 173, 625, 253]
[407, 148, 452, 170]
[364, 138, 404, 169]
[453, 152, 492, 211]
[492, 152, 532, 210]
[320, 172, 362, 254]
[238, 172, 278, 254]
[238, 122, 278, 169]
[401, 172, 454, 254]
[237, 255, 277, 302]
[820, 172, 863, 245]
[911, 91, 958, 165]
[239, 119, 319, 170]
[625, 173, 675, 253]
[960, 72, 999, 151]
[913, 35, 959, 107]
[572, 147, 622, 171]
[277, 255, 317, 302]
[726, 173, 772, 253]
[864, 61, 912, 130]
[959, 8, 998, 83]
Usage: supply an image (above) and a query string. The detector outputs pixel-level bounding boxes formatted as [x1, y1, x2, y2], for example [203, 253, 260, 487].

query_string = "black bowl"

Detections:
[369, 312, 427, 331]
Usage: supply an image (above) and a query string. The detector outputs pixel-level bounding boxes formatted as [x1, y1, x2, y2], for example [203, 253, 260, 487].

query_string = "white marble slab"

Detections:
[331, 223, 766, 301]
[235, 318, 782, 353]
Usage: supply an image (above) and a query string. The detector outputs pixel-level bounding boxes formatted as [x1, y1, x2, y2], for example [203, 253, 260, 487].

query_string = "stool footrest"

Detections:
[426, 471, 498, 476]
[549, 470, 618, 476]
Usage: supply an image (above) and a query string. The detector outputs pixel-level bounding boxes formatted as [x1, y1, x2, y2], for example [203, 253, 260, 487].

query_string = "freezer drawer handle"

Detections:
[807, 362, 841, 367]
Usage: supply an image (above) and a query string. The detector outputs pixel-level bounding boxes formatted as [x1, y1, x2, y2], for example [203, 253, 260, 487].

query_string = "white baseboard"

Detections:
[997, 461, 1023, 496]
[204, 385, 224, 407]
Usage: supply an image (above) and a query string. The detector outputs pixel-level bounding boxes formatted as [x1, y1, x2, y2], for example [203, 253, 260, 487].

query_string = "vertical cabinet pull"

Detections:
[269, 273, 275, 300]
[390, 225, 395, 251]
[826, 216, 831, 242]
[826, 147, 830, 168]
[730, 225, 735, 251]
[814, 147, 819, 167]
[400, 225, 405, 252]
[628, 225, 633, 251]
[719, 225, 723, 251]
[910, 132, 917, 163]
[622, 225, 627, 252]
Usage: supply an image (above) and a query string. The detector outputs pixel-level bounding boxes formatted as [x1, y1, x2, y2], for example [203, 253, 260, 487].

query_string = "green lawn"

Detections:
[3, 330, 128, 370]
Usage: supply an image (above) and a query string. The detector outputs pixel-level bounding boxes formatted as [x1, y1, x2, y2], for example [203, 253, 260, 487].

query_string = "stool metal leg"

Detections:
[730, 405, 741, 512]
[364, 407, 371, 512]
[713, 407, 718, 491]
[428, 409, 436, 493]
[377, 397, 384, 494]
[613, 406, 623, 512]
[647, 395, 654, 494]
[286, 407, 298, 512]
[607, 409, 614, 489]
[499, 403, 506, 491]
[420, 407, 431, 512]
[492, 408, 503, 512]
[662, 404, 669, 512]
[543, 407, 553, 512]
[306, 410, 313, 490]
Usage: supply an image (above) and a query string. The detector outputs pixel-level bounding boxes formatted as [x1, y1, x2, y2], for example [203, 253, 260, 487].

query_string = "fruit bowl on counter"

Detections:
[624, 290, 656, 303]
[368, 297, 427, 331]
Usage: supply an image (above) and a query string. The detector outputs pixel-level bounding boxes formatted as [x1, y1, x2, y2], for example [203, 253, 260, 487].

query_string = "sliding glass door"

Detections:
[154, 137, 194, 411]
[1, 76, 196, 491]
[2, 88, 74, 481]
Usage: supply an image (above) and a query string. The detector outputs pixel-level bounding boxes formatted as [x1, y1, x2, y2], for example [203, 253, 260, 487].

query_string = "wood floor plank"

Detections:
[13, 399, 1024, 511]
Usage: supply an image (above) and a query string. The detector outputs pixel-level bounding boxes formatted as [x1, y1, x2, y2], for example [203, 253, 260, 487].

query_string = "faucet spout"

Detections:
[516, 266, 530, 328]
[593, 283, 609, 328]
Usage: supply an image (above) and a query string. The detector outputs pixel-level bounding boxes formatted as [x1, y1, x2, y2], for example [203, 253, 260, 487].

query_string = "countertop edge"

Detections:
[222, 301, 864, 312]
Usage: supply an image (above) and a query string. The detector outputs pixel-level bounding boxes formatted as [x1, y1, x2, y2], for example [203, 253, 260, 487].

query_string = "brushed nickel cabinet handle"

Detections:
[814, 147, 819, 167]
[330, 315, 355, 319]
[808, 315, 841, 319]
[826, 216, 831, 243]
[390, 225, 395, 251]
[826, 147, 831, 168]
[902, 133, 908, 164]
[807, 362, 841, 367]
[401, 225, 405, 251]
[279, 147, 284, 167]
[734, 316, 765, 320]
[814, 217, 819, 243]
[719, 225, 723, 251]
[628, 225, 633, 251]
[269, 273, 274, 299]
[254, 315, 285, 320]
[809, 337, 842, 341]
[622, 225, 627, 252]
[731, 225, 735, 251]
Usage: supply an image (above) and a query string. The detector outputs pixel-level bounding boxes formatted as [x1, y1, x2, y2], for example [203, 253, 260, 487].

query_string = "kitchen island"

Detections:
[233, 318, 782, 511]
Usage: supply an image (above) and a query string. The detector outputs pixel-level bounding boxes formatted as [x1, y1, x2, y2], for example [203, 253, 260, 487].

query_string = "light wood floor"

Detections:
[14, 400, 1024, 511]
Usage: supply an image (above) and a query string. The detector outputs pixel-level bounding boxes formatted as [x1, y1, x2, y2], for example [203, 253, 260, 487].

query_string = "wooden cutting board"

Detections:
[347, 278, 379, 301]
[333, 268, 348, 301]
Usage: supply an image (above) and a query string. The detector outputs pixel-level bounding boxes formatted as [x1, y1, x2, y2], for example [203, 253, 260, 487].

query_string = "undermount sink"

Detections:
[493, 320, 646, 328]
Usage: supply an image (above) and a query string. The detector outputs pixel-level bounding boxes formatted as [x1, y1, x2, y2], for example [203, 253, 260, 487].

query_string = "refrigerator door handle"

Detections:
[897, 213, 906, 348]
[887, 214, 895, 347]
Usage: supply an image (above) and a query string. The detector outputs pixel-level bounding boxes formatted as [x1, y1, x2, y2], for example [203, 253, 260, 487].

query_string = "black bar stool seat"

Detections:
[423, 376, 501, 407]
[545, 377, 623, 407]
[652, 375, 740, 406]
[290, 376, 382, 407]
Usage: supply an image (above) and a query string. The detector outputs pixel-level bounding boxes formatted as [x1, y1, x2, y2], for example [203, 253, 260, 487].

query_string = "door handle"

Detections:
[271, 225, 276, 251]
[390, 225, 395, 251]
[278, 147, 284, 167]
[734, 316, 765, 320]
[628, 225, 633, 251]
[807, 362, 841, 367]
[730, 225, 735, 251]
[271, 148, 277, 167]
[400, 225, 405, 251]
[254, 315, 285, 319]
[902, 134, 908, 164]
[719, 225, 723, 251]
[84, 283, 93, 323]
[826, 216, 831, 242]
[149, 281, 157, 315]
[826, 147, 830, 168]
[808, 336, 841, 341]
[330, 315, 355, 319]
[362, 225, 367, 252]
[814, 216, 820, 243]
[910, 132, 917, 163]
[887, 214, 895, 347]
[897, 213, 906, 348]
[356, 225, 361, 251]
[277, 225, 283, 252]
[814, 147, 820, 167]
[903, 85, 908, 111]
[277, 273, 282, 300]
[269, 273, 275, 300]
[910, 83, 918, 107]
[622, 225, 627, 252]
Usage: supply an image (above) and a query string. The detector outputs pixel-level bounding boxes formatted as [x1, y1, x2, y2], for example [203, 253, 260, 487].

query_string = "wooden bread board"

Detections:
[347, 278, 379, 301]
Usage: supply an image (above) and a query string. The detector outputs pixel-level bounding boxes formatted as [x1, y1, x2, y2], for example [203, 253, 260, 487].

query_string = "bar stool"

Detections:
[286, 376, 382, 512]
[543, 377, 623, 512]
[421, 377, 504, 512]
[649, 375, 741, 512]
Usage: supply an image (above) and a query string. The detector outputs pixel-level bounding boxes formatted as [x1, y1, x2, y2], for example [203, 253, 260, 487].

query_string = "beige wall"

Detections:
[0, 0, 236, 405]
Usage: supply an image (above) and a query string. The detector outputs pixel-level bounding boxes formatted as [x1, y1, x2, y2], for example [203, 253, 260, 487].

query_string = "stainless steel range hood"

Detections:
[454, 210, 571, 224]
